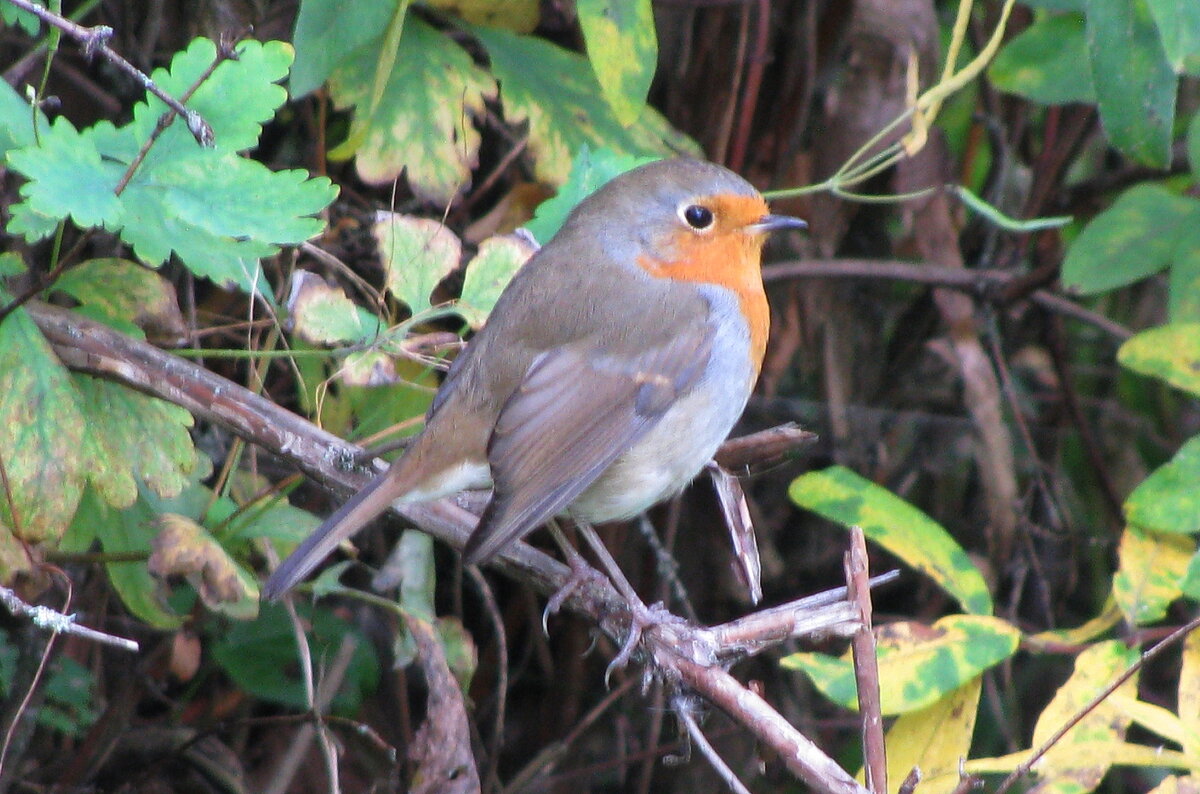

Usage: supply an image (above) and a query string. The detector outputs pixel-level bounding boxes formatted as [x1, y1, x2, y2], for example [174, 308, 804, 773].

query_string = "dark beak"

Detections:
[749, 214, 807, 234]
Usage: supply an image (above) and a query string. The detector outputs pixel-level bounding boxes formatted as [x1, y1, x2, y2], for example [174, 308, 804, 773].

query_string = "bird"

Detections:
[263, 158, 805, 600]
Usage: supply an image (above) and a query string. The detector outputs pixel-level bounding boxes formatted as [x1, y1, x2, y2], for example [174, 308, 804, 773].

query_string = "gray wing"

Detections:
[461, 322, 713, 564]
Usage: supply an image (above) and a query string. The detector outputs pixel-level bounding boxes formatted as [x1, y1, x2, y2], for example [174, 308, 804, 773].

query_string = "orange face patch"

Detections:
[637, 193, 772, 375]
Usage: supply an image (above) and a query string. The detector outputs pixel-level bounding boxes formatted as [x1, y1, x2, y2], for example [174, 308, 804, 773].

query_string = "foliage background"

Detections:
[2, 0, 1200, 792]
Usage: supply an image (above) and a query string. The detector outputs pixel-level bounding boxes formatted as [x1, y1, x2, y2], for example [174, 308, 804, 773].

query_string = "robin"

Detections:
[264, 158, 805, 600]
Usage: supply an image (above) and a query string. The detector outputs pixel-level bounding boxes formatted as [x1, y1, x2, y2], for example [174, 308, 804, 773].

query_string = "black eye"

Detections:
[682, 204, 714, 230]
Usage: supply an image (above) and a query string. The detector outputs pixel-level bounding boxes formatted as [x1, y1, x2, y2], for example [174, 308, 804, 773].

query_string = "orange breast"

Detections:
[636, 195, 771, 375]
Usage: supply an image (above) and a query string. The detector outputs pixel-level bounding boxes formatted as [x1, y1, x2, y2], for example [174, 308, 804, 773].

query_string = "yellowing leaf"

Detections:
[1119, 323, 1200, 398]
[1113, 524, 1192, 625]
[456, 233, 536, 328]
[0, 299, 87, 544]
[424, 0, 539, 32]
[374, 212, 463, 313]
[1181, 631, 1200, 757]
[329, 18, 495, 204]
[881, 677, 982, 794]
[1030, 641, 1139, 790]
[1107, 693, 1200, 751]
[1125, 434, 1200, 534]
[287, 270, 384, 346]
[52, 258, 186, 342]
[149, 514, 259, 620]
[965, 742, 1196, 776]
[577, 0, 657, 125]
[472, 25, 698, 186]
[1027, 597, 1122, 649]
[789, 466, 992, 615]
[1148, 775, 1200, 794]
[781, 615, 1019, 715]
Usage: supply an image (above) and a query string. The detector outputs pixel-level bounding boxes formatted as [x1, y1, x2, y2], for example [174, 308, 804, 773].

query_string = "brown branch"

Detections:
[27, 300, 869, 794]
[846, 527, 886, 794]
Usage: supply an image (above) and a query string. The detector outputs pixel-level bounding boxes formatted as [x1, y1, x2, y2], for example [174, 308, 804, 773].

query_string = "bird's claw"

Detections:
[542, 558, 605, 635]
[604, 600, 679, 687]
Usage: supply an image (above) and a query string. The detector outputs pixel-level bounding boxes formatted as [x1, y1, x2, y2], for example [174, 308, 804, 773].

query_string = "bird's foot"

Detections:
[605, 600, 683, 686]
[542, 555, 606, 635]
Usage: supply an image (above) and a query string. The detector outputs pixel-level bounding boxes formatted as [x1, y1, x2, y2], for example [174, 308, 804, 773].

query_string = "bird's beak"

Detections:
[748, 214, 807, 234]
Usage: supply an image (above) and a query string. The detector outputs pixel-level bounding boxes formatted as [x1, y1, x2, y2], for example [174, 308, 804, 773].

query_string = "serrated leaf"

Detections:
[882, 677, 982, 794]
[472, 25, 698, 186]
[989, 13, 1096, 104]
[425, 0, 539, 32]
[788, 466, 992, 615]
[781, 615, 1019, 715]
[1084, 0, 1177, 167]
[0, 299, 87, 544]
[52, 258, 185, 341]
[1113, 524, 1191, 625]
[374, 212, 462, 313]
[290, 0, 398, 97]
[456, 233, 536, 327]
[578, 0, 657, 126]
[524, 146, 658, 243]
[1125, 434, 1200, 534]
[1030, 641, 1139, 788]
[7, 116, 122, 233]
[1118, 323, 1200, 398]
[287, 270, 384, 346]
[329, 17, 495, 204]
[1145, 0, 1200, 75]
[75, 375, 198, 509]
[1062, 184, 1200, 295]
[149, 513, 259, 620]
[211, 602, 379, 712]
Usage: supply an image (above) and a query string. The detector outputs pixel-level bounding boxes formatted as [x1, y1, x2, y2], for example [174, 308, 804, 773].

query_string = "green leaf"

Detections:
[0, 298, 87, 544]
[1113, 525, 1192, 625]
[577, 0, 657, 125]
[211, 602, 379, 712]
[329, 17, 495, 204]
[524, 146, 658, 243]
[288, 271, 384, 346]
[75, 376, 198, 509]
[1118, 323, 1200, 397]
[6, 38, 338, 295]
[781, 615, 1020, 714]
[472, 25, 698, 186]
[989, 13, 1096, 104]
[374, 212, 462, 313]
[6, 116, 122, 232]
[788, 466, 993, 615]
[456, 233, 536, 327]
[1145, 0, 1200, 75]
[1061, 184, 1200, 295]
[289, 0, 398, 97]
[1169, 224, 1200, 322]
[1084, 0, 1177, 167]
[1125, 434, 1200, 533]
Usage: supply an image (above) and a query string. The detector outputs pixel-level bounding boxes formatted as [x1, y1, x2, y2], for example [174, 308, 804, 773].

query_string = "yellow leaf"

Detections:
[373, 212, 462, 314]
[1181, 631, 1200, 757]
[880, 677, 981, 794]
[1113, 525, 1192, 625]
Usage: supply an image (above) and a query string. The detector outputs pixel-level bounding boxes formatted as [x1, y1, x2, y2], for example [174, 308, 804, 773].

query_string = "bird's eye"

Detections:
[681, 204, 714, 230]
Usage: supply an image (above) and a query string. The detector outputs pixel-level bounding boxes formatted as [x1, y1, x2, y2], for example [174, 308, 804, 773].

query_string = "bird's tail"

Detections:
[262, 467, 408, 600]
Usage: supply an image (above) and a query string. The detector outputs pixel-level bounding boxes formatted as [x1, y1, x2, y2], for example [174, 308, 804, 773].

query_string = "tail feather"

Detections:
[263, 468, 403, 599]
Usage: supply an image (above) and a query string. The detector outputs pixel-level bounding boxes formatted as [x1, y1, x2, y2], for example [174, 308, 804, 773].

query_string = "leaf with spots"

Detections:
[471, 25, 698, 187]
[0, 297, 87, 545]
[989, 13, 1096, 104]
[789, 466, 993, 615]
[374, 212, 463, 314]
[329, 17, 495, 205]
[881, 677, 982, 794]
[456, 233, 536, 328]
[577, 0, 657, 126]
[1118, 323, 1200, 398]
[781, 616, 1019, 715]
[149, 513, 259, 621]
[287, 270, 384, 346]
[1125, 434, 1200, 534]
[75, 375, 199, 510]
[1113, 525, 1192, 625]
[52, 258, 186, 342]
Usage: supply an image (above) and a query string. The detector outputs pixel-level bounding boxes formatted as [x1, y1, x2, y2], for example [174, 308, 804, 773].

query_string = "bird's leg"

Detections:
[542, 520, 605, 632]
[573, 521, 679, 679]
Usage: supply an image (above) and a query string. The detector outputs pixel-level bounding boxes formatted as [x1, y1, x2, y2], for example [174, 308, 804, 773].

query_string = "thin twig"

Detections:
[0, 585, 138, 652]
[846, 527, 886, 794]
[673, 696, 753, 794]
